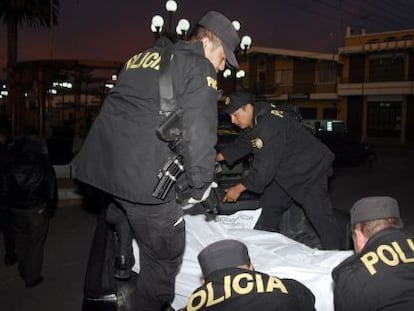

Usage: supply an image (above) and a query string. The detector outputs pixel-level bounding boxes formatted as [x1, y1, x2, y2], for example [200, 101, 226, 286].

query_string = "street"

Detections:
[0, 146, 413, 311]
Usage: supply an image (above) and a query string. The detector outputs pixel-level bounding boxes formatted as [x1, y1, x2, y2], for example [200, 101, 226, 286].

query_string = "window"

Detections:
[369, 53, 405, 82]
[316, 64, 337, 84]
[275, 70, 293, 86]
[367, 102, 401, 138]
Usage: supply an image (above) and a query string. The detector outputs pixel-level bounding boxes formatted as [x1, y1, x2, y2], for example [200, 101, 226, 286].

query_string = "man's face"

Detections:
[203, 38, 226, 72]
[230, 104, 253, 129]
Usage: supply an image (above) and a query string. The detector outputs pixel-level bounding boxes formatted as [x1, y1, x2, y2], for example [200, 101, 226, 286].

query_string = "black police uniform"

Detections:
[220, 101, 341, 250]
[183, 267, 316, 311]
[332, 228, 414, 311]
[0, 138, 16, 265]
[2, 138, 58, 286]
[72, 37, 219, 310]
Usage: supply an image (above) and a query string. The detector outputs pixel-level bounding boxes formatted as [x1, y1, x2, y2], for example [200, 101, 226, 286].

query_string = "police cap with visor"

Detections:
[198, 11, 240, 69]
[198, 239, 251, 277]
[350, 196, 403, 227]
[223, 92, 253, 114]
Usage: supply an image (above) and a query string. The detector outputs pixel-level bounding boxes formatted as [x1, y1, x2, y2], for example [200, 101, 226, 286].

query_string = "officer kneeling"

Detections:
[332, 196, 414, 311]
[181, 239, 316, 311]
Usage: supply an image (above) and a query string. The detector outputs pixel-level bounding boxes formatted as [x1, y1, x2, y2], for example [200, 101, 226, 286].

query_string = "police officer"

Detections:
[216, 92, 342, 250]
[332, 196, 414, 311]
[181, 239, 316, 310]
[72, 11, 240, 311]
[2, 136, 58, 287]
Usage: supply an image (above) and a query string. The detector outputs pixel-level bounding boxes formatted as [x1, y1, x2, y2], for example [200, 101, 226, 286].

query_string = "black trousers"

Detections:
[115, 198, 185, 311]
[0, 208, 15, 257]
[106, 202, 134, 262]
[255, 178, 341, 250]
[8, 206, 49, 284]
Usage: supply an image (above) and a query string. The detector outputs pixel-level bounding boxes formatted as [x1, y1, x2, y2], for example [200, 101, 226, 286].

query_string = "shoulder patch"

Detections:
[271, 109, 284, 118]
[251, 138, 264, 149]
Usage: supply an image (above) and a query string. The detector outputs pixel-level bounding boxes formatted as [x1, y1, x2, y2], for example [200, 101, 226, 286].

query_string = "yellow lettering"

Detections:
[361, 251, 379, 275]
[205, 282, 224, 307]
[377, 245, 399, 267]
[124, 52, 162, 71]
[142, 52, 160, 68]
[223, 275, 231, 299]
[206, 76, 218, 90]
[152, 53, 161, 70]
[232, 273, 253, 295]
[408, 239, 414, 252]
[255, 274, 264, 293]
[392, 241, 414, 263]
[266, 276, 288, 294]
[125, 53, 142, 70]
[187, 289, 207, 311]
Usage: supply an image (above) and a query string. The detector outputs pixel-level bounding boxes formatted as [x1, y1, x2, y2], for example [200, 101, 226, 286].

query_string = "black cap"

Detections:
[223, 92, 253, 114]
[198, 11, 240, 68]
[350, 196, 402, 227]
[198, 239, 250, 277]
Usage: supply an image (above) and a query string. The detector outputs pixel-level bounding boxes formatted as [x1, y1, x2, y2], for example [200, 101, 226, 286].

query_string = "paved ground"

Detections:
[0, 146, 413, 311]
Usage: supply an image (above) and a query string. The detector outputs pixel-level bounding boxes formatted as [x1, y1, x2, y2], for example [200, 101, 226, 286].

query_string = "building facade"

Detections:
[338, 27, 414, 146]
[222, 46, 346, 132]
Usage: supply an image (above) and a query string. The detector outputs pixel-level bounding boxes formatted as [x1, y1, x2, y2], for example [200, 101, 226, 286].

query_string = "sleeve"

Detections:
[294, 282, 316, 311]
[178, 58, 218, 199]
[241, 115, 286, 193]
[332, 264, 366, 311]
[220, 131, 252, 166]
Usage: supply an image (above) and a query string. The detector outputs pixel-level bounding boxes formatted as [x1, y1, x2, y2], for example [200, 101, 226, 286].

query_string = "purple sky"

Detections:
[1, 0, 414, 78]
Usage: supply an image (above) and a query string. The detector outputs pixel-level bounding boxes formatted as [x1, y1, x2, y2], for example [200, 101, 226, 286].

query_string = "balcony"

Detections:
[338, 81, 414, 96]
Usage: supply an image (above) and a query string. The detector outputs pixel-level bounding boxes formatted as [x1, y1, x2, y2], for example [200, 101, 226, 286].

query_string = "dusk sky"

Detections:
[1, 0, 414, 79]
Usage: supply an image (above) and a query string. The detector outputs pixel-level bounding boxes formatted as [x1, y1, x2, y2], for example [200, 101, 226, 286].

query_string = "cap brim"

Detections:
[223, 44, 238, 69]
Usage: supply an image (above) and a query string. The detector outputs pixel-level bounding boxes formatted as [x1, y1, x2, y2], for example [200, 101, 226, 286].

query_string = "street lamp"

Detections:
[151, 15, 164, 35]
[176, 18, 190, 38]
[151, 1, 190, 40]
[165, 0, 177, 34]
[240, 35, 252, 53]
[222, 22, 252, 91]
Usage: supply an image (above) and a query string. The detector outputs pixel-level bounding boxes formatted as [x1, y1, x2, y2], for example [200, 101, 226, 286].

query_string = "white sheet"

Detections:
[132, 209, 353, 311]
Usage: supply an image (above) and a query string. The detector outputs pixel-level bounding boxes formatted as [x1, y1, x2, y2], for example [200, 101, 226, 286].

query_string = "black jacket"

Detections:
[332, 228, 414, 311]
[221, 102, 334, 202]
[183, 267, 316, 311]
[72, 38, 218, 204]
[2, 143, 58, 215]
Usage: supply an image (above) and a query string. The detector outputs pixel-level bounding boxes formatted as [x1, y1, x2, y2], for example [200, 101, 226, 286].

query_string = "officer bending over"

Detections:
[332, 196, 414, 311]
[181, 239, 316, 310]
[216, 92, 342, 250]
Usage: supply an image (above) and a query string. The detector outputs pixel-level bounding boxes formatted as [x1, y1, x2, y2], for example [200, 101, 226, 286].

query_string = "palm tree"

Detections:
[0, 0, 60, 68]
[0, 0, 59, 136]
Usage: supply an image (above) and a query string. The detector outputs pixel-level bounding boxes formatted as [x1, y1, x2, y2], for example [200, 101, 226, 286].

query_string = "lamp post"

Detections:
[151, 1, 190, 40]
[165, 0, 177, 34]
[223, 22, 252, 92]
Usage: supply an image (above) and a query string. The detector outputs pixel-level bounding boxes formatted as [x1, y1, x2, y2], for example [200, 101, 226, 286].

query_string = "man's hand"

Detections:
[181, 182, 218, 210]
[215, 152, 225, 162]
[223, 183, 247, 203]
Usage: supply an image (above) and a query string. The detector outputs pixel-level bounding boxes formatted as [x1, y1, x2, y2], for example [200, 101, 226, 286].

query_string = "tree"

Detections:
[0, 0, 60, 136]
[0, 0, 60, 68]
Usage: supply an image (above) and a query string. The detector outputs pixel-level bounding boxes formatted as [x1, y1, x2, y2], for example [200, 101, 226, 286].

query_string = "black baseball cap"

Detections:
[350, 196, 402, 227]
[198, 239, 250, 277]
[223, 91, 253, 114]
[198, 11, 240, 68]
